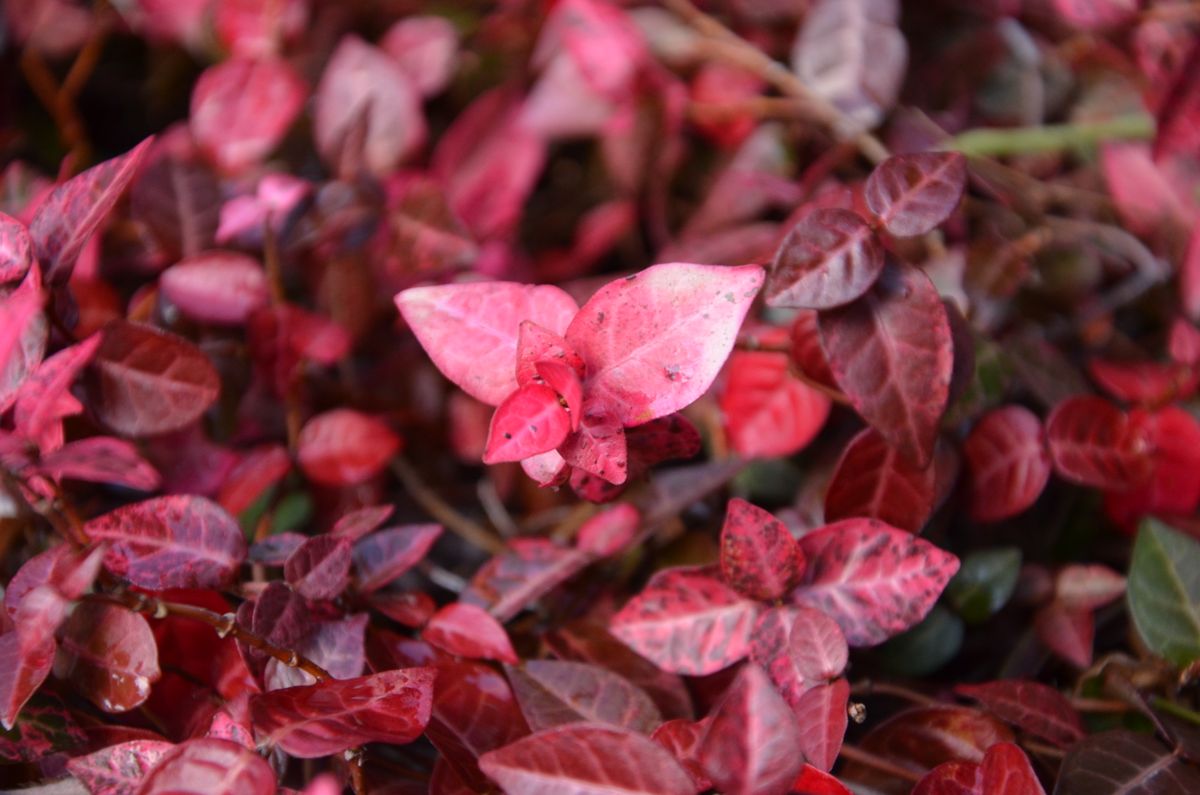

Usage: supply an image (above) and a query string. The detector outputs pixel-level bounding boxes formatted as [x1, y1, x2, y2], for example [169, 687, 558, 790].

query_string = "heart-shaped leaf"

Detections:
[766, 208, 884, 309]
[865, 152, 967, 237]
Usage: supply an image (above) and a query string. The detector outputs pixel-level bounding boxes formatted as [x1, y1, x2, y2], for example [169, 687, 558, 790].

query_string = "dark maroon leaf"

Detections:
[54, 602, 160, 713]
[250, 668, 435, 758]
[297, 409, 402, 486]
[423, 603, 518, 664]
[264, 612, 367, 690]
[1057, 730, 1200, 795]
[824, 426, 937, 533]
[1046, 396, 1155, 490]
[0, 692, 85, 761]
[964, 406, 1052, 522]
[1034, 600, 1094, 669]
[83, 495, 246, 590]
[865, 152, 967, 237]
[67, 739, 174, 795]
[506, 659, 662, 733]
[719, 498, 805, 601]
[791, 309, 841, 395]
[85, 320, 221, 438]
[479, 723, 695, 795]
[696, 664, 804, 795]
[353, 523, 443, 593]
[369, 591, 436, 628]
[284, 535, 352, 601]
[247, 533, 305, 566]
[461, 539, 591, 622]
[332, 505, 395, 542]
[238, 582, 308, 684]
[130, 152, 220, 259]
[30, 137, 154, 284]
[766, 208, 884, 309]
[136, 738, 276, 794]
[819, 260, 953, 467]
[954, 680, 1084, 748]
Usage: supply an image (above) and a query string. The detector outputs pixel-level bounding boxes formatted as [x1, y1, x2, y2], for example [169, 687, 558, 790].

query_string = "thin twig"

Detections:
[391, 456, 505, 554]
[838, 744, 923, 784]
[851, 679, 942, 706]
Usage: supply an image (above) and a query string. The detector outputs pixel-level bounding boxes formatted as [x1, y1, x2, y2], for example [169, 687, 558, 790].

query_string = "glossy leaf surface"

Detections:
[423, 603, 519, 664]
[54, 602, 160, 713]
[865, 152, 967, 237]
[135, 738, 276, 795]
[767, 208, 883, 309]
[1045, 396, 1153, 490]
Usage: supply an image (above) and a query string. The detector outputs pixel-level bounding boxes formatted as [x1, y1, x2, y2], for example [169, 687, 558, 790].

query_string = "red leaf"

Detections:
[67, 739, 174, 795]
[423, 603, 518, 664]
[4, 544, 104, 618]
[819, 260, 953, 467]
[85, 320, 221, 438]
[536, 359, 584, 430]
[380, 16, 459, 98]
[565, 262, 765, 425]
[369, 591, 436, 628]
[748, 607, 810, 707]
[283, 535, 352, 601]
[1050, 0, 1137, 31]
[516, 320, 586, 386]
[506, 659, 662, 733]
[135, 738, 276, 795]
[216, 444, 291, 516]
[1105, 406, 1200, 529]
[0, 591, 60, 730]
[954, 680, 1084, 748]
[1045, 396, 1154, 490]
[790, 310, 841, 395]
[250, 668, 435, 758]
[964, 406, 1052, 523]
[297, 409, 401, 486]
[130, 150, 219, 259]
[395, 281, 578, 406]
[913, 761, 983, 795]
[483, 382, 572, 464]
[652, 718, 712, 793]
[766, 209, 884, 309]
[353, 523, 442, 594]
[793, 678, 850, 772]
[0, 212, 33, 282]
[560, 403, 629, 485]
[719, 498, 805, 601]
[1034, 600, 1094, 668]
[576, 503, 640, 557]
[793, 764, 853, 795]
[610, 569, 760, 675]
[1169, 318, 1200, 365]
[825, 426, 936, 533]
[83, 495, 246, 590]
[791, 518, 960, 646]
[719, 350, 830, 460]
[980, 741, 1046, 795]
[190, 57, 305, 175]
[36, 437, 161, 492]
[1087, 358, 1198, 407]
[1184, 227, 1200, 324]
[462, 539, 590, 622]
[29, 138, 154, 284]
[315, 35, 426, 178]
[865, 152, 967, 237]
[696, 664, 804, 795]
[1055, 564, 1126, 610]
[159, 251, 270, 326]
[852, 706, 1014, 782]
[479, 723, 695, 795]
[214, 0, 306, 58]
[54, 602, 160, 713]
[331, 505, 395, 542]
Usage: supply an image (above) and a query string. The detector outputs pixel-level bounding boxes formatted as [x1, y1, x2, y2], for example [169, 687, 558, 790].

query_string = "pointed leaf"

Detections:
[297, 409, 401, 486]
[479, 723, 695, 795]
[54, 602, 160, 713]
[30, 138, 154, 284]
[0, 266, 47, 413]
[216, 444, 291, 516]
[37, 437, 161, 492]
[506, 659, 662, 733]
[0, 212, 33, 283]
[818, 260, 953, 467]
[4, 545, 104, 618]
[560, 403, 629, 485]
[766, 208, 884, 309]
[159, 251, 270, 326]
[516, 321, 586, 386]
[697, 664, 804, 795]
[15, 333, 101, 450]
[793, 765, 853, 795]
[130, 153, 220, 259]
[565, 262, 765, 425]
[283, 535, 352, 601]
[964, 406, 1051, 522]
[1046, 396, 1154, 490]
[748, 607, 810, 707]
[83, 495, 246, 590]
[396, 281, 578, 406]
[719, 498, 805, 601]
[793, 678, 850, 773]
[423, 603, 518, 664]
[824, 426, 936, 533]
[483, 382, 572, 464]
[1034, 600, 1094, 669]
[980, 742, 1046, 795]
[250, 668, 435, 758]
[353, 523, 442, 594]
[791, 518, 960, 646]
[1057, 730, 1200, 794]
[719, 350, 830, 460]
[536, 359, 584, 430]
[67, 739, 174, 795]
[0, 592, 60, 730]
[1128, 519, 1200, 667]
[954, 680, 1084, 748]
[331, 505, 395, 542]
[865, 152, 967, 237]
[576, 503, 640, 558]
[135, 738, 276, 795]
[462, 539, 590, 622]
[652, 718, 712, 793]
[1056, 564, 1126, 611]
[264, 613, 367, 690]
[611, 570, 760, 675]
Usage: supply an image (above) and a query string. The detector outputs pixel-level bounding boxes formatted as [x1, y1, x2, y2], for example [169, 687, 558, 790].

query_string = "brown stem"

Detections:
[93, 591, 332, 681]
[1071, 697, 1132, 713]
[838, 744, 923, 784]
[1022, 739, 1066, 760]
[391, 456, 506, 554]
[850, 679, 942, 706]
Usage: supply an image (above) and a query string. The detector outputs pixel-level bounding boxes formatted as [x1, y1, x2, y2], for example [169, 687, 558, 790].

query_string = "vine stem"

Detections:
[949, 115, 1154, 158]
[838, 744, 923, 784]
[391, 456, 506, 554]
[850, 679, 941, 706]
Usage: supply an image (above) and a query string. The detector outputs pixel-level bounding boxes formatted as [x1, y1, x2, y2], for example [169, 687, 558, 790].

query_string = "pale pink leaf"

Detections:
[135, 738, 276, 795]
[506, 659, 662, 733]
[159, 251, 269, 326]
[423, 603, 518, 664]
[380, 16, 459, 98]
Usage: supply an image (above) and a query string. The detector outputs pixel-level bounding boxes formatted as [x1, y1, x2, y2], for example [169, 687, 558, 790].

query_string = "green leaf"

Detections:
[875, 605, 963, 677]
[945, 547, 1021, 624]
[1128, 519, 1200, 667]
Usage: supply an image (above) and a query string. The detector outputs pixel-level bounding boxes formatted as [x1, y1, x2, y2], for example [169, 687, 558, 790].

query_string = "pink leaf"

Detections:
[396, 281, 578, 406]
[283, 535, 352, 601]
[766, 208, 884, 309]
[85, 320, 221, 438]
[380, 16, 459, 98]
[423, 603, 518, 664]
[506, 659, 662, 733]
[610, 569, 760, 675]
[247, 533, 304, 566]
[353, 524, 443, 594]
[250, 668, 435, 758]
[865, 152, 967, 237]
[462, 539, 590, 622]
[954, 680, 1084, 748]
[575, 503, 640, 557]
[964, 406, 1052, 522]
[748, 607, 810, 707]
[819, 260, 952, 467]
[214, 0, 307, 58]
[791, 518, 960, 646]
[135, 738, 276, 795]
[719, 498, 805, 601]
[652, 718, 712, 793]
[1034, 600, 1094, 668]
[331, 504, 395, 541]
[14, 333, 102, 451]
[0, 592, 60, 730]
[696, 664, 804, 795]
[824, 426, 937, 533]
[0, 266, 47, 413]
[790, 606, 850, 683]
[1055, 564, 1126, 611]
[216, 444, 291, 516]
[315, 35, 427, 178]
[1050, 0, 1137, 31]
[159, 251, 270, 326]
[719, 350, 830, 460]
[536, 359, 584, 430]
[483, 382, 572, 464]
[0, 212, 33, 282]
[30, 137, 154, 284]
[980, 741, 1047, 795]
[296, 409, 401, 486]
[54, 602, 160, 713]
[4, 544, 104, 618]
[83, 495, 246, 590]
[565, 262, 765, 425]
[560, 402, 629, 485]
[793, 678, 850, 772]
[521, 449, 570, 487]
[479, 723, 695, 795]
[516, 321, 586, 386]
[67, 739, 175, 795]
[1046, 396, 1154, 490]
[37, 437, 161, 492]
[189, 57, 305, 175]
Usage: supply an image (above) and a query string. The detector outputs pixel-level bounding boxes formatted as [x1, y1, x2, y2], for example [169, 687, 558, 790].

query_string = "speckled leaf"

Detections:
[824, 426, 937, 533]
[67, 739, 174, 795]
[506, 660, 662, 734]
[483, 382, 572, 464]
[719, 498, 805, 601]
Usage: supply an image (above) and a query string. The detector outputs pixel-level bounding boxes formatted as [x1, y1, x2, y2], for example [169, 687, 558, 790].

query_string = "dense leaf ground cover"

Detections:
[2, 0, 1200, 793]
